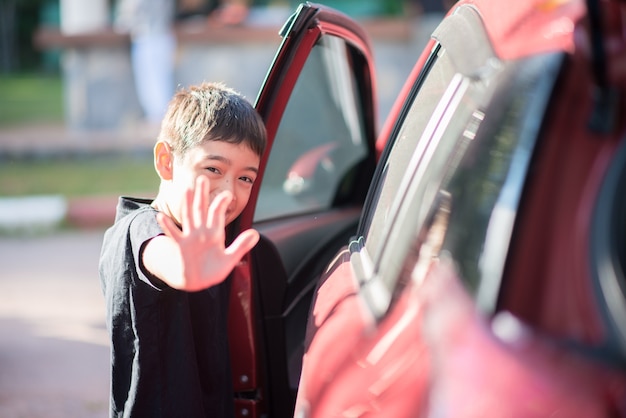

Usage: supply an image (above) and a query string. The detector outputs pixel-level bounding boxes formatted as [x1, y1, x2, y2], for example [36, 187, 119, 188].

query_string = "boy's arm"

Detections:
[142, 176, 259, 292]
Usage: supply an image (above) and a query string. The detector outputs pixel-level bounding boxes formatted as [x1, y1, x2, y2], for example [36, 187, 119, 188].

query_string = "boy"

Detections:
[99, 81, 267, 417]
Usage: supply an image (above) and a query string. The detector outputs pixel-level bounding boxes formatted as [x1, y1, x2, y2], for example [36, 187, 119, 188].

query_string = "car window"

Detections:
[355, 5, 564, 317]
[359, 53, 563, 317]
[354, 36, 480, 316]
[363, 44, 457, 263]
[254, 34, 368, 221]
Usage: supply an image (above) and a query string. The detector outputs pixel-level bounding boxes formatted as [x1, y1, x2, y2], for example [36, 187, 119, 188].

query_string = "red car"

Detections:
[226, 1, 626, 417]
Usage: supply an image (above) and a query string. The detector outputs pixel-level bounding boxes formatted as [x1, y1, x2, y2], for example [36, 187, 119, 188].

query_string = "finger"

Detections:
[225, 229, 260, 259]
[207, 190, 233, 230]
[157, 212, 182, 241]
[179, 185, 195, 233]
[192, 175, 210, 227]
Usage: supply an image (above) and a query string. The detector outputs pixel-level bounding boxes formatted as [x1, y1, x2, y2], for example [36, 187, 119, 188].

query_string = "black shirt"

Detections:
[98, 197, 234, 418]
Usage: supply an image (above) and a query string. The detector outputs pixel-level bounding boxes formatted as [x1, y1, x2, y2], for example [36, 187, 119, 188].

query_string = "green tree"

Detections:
[0, 0, 58, 72]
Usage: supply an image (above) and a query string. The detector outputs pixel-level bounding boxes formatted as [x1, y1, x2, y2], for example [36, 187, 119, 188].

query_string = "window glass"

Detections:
[254, 35, 368, 221]
[363, 45, 457, 260]
[373, 70, 481, 292]
[438, 55, 559, 307]
[364, 53, 560, 313]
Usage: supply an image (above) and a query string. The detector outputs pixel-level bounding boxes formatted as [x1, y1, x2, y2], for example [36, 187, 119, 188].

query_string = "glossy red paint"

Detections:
[295, 0, 626, 416]
[297, 253, 431, 417]
[298, 255, 626, 417]
[464, 0, 584, 59]
[421, 262, 626, 417]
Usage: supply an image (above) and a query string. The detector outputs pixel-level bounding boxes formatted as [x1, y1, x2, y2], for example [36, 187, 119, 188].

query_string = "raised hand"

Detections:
[149, 175, 259, 291]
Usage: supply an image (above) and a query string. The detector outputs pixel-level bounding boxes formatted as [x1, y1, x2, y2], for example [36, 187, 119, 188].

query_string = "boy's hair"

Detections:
[158, 81, 267, 158]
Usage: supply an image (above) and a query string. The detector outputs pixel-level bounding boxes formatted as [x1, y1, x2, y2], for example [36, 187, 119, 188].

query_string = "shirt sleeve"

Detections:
[128, 207, 167, 290]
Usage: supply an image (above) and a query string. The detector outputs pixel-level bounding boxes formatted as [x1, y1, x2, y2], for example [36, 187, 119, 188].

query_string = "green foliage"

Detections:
[3, 0, 57, 71]
[0, 155, 157, 198]
[0, 73, 64, 126]
[0, 71, 154, 199]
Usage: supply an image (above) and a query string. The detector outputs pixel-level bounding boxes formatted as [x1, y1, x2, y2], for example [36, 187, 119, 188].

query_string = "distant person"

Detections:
[98, 81, 267, 417]
[114, 0, 176, 124]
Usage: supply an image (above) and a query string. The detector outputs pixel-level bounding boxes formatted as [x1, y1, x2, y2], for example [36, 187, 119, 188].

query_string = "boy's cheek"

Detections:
[170, 171, 196, 193]
[230, 200, 249, 222]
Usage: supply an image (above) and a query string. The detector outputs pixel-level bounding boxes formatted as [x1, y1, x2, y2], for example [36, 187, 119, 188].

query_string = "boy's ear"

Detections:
[154, 141, 174, 180]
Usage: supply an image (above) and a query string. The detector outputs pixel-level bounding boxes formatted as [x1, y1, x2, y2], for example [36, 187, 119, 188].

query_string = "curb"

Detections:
[0, 195, 119, 232]
[66, 195, 119, 229]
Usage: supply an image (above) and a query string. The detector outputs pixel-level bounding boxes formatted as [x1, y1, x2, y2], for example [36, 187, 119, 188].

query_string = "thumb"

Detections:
[225, 229, 260, 260]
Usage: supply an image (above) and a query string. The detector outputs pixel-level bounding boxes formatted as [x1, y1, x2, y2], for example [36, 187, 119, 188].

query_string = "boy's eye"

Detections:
[206, 167, 220, 174]
[240, 176, 255, 184]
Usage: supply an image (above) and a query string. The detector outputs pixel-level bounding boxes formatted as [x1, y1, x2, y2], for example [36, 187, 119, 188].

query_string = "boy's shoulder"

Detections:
[113, 196, 155, 223]
[103, 197, 159, 243]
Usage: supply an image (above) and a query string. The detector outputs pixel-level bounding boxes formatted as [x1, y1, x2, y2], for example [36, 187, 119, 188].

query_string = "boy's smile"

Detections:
[157, 139, 261, 227]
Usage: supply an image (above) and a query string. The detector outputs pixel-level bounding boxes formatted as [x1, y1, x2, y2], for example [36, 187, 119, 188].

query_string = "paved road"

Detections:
[0, 229, 109, 418]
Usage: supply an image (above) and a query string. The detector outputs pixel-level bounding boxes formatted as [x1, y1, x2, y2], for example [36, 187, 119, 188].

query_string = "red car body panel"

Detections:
[418, 262, 626, 417]
[499, 0, 626, 350]
[297, 252, 431, 417]
[297, 254, 626, 416]
[501, 47, 622, 344]
[462, 0, 584, 59]
[295, 0, 626, 416]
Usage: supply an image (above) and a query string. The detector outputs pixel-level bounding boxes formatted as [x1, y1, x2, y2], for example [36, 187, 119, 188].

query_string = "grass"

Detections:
[0, 154, 158, 198]
[0, 73, 157, 199]
[0, 73, 64, 126]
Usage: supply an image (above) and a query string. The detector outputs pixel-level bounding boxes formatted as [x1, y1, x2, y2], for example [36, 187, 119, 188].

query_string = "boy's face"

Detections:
[164, 140, 261, 226]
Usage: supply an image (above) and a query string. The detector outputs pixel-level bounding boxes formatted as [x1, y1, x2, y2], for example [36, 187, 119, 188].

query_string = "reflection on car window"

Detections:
[353, 3, 566, 319]
[362, 52, 561, 316]
[254, 35, 368, 221]
[372, 68, 480, 295]
[363, 44, 457, 265]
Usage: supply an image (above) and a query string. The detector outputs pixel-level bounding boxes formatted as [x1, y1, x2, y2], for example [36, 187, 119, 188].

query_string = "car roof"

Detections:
[457, 0, 585, 59]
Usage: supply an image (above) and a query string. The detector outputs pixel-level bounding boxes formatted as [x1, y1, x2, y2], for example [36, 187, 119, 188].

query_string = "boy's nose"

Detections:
[215, 178, 236, 197]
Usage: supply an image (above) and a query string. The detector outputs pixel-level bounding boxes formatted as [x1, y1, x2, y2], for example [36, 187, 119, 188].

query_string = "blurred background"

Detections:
[0, 1, 449, 416]
[0, 0, 449, 219]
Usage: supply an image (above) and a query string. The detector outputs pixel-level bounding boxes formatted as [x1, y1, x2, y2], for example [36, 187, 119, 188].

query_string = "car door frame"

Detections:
[226, 3, 378, 418]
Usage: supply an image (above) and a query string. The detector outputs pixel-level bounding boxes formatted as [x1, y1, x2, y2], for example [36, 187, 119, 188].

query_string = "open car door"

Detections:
[226, 3, 378, 418]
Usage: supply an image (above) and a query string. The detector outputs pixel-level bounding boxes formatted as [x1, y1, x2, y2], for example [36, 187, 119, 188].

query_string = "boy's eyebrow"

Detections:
[206, 154, 259, 173]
